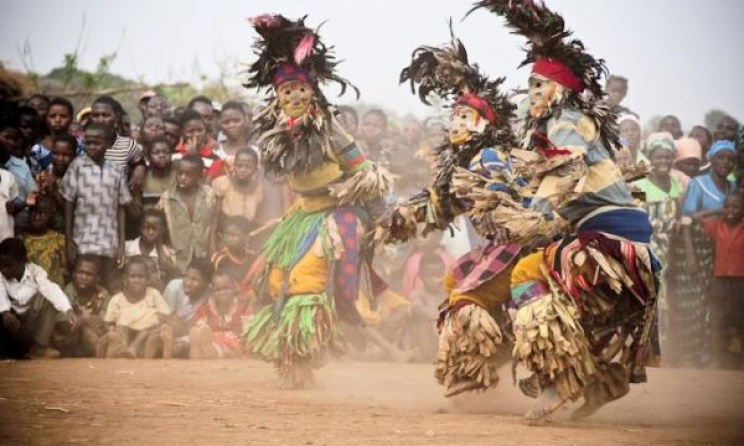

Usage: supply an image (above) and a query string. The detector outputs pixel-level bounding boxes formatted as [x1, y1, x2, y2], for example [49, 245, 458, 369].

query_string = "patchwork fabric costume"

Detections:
[241, 15, 392, 387]
[473, 0, 661, 421]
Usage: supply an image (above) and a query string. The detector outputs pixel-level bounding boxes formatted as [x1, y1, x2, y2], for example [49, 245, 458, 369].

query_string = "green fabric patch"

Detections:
[262, 209, 326, 269]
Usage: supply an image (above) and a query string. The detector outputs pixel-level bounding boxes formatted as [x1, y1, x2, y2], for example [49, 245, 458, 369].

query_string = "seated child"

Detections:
[0, 238, 77, 358]
[55, 254, 110, 357]
[102, 256, 172, 358]
[210, 215, 257, 297]
[125, 208, 177, 284]
[141, 256, 166, 292]
[162, 258, 213, 357]
[702, 193, 744, 369]
[189, 271, 250, 359]
[22, 195, 67, 286]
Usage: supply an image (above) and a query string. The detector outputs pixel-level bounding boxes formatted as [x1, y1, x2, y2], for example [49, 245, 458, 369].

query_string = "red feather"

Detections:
[294, 33, 316, 66]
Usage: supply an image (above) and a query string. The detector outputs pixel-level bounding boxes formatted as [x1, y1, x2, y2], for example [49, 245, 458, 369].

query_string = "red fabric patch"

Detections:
[532, 58, 584, 92]
[455, 93, 497, 124]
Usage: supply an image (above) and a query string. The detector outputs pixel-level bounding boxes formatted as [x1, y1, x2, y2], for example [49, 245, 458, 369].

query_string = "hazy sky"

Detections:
[1, 0, 742, 129]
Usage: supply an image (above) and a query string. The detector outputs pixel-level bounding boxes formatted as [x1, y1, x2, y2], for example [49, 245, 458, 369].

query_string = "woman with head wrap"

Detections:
[672, 137, 703, 190]
[633, 132, 681, 364]
[636, 133, 682, 261]
[618, 113, 646, 166]
[668, 140, 738, 367]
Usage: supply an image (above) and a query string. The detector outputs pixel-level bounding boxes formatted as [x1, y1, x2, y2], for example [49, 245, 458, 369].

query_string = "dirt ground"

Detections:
[1, 359, 743, 446]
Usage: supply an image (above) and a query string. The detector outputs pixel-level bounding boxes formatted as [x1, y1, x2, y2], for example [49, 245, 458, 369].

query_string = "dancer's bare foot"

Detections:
[570, 380, 629, 421]
[524, 386, 565, 422]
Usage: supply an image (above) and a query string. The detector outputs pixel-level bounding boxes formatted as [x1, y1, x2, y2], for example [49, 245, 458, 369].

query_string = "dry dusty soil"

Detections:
[1, 359, 743, 446]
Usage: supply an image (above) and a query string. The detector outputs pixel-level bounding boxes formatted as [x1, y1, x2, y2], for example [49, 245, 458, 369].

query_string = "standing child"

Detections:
[125, 208, 177, 283]
[173, 110, 224, 181]
[1, 112, 37, 230]
[702, 193, 744, 369]
[141, 136, 175, 208]
[56, 254, 110, 356]
[29, 97, 78, 174]
[36, 133, 76, 231]
[102, 257, 172, 358]
[189, 271, 250, 359]
[157, 154, 215, 273]
[163, 117, 181, 151]
[0, 238, 77, 358]
[89, 95, 146, 187]
[216, 101, 252, 171]
[210, 148, 266, 249]
[62, 122, 131, 288]
[140, 116, 166, 150]
[22, 196, 67, 286]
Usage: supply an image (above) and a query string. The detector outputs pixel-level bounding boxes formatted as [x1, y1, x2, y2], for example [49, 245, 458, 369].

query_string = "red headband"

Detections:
[273, 63, 312, 88]
[455, 93, 497, 124]
[532, 58, 584, 92]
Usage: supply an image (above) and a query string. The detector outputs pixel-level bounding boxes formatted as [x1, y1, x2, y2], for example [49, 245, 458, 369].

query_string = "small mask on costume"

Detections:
[448, 104, 486, 146]
[528, 74, 561, 118]
[277, 79, 314, 118]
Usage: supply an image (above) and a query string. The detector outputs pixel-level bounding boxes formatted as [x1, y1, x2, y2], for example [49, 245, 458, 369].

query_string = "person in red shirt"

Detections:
[173, 110, 224, 182]
[188, 272, 250, 359]
[701, 192, 744, 369]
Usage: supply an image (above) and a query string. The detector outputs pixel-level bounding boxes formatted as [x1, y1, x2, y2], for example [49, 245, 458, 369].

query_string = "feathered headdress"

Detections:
[244, 14, 358, 106]
[470, 0, 619, 153]
[400, 24, 517, 149]
[469, 0, 606, 99]
[399, 26, 518, 229]
[244, 15, 359, 177]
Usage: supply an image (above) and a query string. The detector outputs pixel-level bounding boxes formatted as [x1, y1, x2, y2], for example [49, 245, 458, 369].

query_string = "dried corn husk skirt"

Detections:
[435, 302, 508, 392]
[510, 278, 596, 401]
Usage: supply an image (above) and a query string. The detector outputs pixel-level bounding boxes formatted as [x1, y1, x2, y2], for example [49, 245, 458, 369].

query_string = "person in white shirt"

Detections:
[0, 238, 78, 358]
[0, 169, 19, 242]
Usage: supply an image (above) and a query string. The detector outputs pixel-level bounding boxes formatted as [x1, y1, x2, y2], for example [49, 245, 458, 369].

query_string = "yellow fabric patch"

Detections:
[268, 248, 329, 298]
[576, 116, 598, 142]
[511, 251, 545, 286]
[578, 159, 625, 194]
[296, 195, 340, 213]
[287, 161, 344, 193]
[547, 116, 597, 143]
[444, 264, 514, 311]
